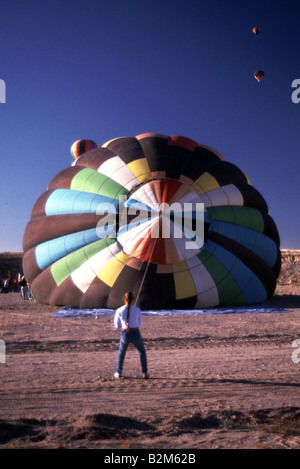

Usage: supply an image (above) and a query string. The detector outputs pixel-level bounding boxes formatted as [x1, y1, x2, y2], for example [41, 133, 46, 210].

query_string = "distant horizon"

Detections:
[1, 248, 300, 256]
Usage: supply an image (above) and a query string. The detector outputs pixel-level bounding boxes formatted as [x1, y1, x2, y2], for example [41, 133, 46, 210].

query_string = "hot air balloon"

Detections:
[252, 26, 261, 35]
[70, 139, 99, 160]
[23, 134, 281, 310]
[254, 70, 264, 82]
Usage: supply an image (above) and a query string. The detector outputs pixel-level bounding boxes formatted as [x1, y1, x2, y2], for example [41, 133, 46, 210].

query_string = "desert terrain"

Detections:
[0, 250, 299, 449]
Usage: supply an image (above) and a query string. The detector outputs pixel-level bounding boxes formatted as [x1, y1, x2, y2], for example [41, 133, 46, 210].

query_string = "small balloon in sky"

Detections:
[252, 26, 261, 35]
[254, 70, 264, 82]
[71, 139, 99, 160]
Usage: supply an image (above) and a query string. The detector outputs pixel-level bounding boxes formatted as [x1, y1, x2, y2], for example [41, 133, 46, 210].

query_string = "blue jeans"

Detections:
[20, 286, 28, 300]
[116, 329, 148, 375]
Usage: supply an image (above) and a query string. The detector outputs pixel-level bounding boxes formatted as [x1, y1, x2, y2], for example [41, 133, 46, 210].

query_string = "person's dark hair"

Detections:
[124, 291, 134, 304]
[124, 292, 134, 324]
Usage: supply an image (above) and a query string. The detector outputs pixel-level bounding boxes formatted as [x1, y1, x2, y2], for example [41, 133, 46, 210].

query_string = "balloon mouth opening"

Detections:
[115, 178, 209, 264]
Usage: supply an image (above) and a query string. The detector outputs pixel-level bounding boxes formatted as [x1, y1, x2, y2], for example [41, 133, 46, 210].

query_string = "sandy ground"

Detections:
[0, 290, 299, 449]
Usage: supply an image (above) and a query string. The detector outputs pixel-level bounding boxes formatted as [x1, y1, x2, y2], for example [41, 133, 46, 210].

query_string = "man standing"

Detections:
[114, 292, 149, 379]
[19, 276, 28, 300]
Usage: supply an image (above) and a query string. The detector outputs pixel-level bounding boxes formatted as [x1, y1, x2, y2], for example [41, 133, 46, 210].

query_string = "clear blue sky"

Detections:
[1, 0, 299, 251]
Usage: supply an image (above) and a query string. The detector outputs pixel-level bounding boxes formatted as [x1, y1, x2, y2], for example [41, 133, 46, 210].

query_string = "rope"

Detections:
[134, 221, 160, 306]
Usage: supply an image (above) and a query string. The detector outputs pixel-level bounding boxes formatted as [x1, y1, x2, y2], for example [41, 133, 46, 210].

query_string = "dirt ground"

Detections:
[0, 289, 299, 449]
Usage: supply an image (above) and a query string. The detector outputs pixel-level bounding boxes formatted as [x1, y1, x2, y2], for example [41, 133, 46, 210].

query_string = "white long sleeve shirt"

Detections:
[114, 304, 142, 330]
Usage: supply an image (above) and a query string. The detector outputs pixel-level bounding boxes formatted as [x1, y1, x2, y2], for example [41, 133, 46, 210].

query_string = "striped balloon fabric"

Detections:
[70, 139, 99, 160]
[22, 134, 281, 310]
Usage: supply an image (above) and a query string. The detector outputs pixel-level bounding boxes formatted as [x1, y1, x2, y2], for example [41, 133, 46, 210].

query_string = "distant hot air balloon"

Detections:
[70, 139, 99, 160]
[252, 26, 261, 35]
[254, 70, 264, 82]
[23, 133, 281, 310]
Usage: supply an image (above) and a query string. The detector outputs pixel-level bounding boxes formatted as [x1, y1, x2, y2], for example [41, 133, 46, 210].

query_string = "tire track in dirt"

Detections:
[1, 375, 300, 421]
[5, 332, 299, 354]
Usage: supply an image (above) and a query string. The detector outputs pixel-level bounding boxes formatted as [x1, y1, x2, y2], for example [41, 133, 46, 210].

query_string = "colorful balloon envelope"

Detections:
[252, 26, 261, 35]
[23, 133, 281, 310]
[71, 139, 99, 160]
[254, 70, 264, 82]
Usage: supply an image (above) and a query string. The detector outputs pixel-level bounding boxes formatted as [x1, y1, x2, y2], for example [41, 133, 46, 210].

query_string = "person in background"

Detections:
[27, 282, 33, 300]
[114, 291, 149, 379]
[19, 276, 28, 300]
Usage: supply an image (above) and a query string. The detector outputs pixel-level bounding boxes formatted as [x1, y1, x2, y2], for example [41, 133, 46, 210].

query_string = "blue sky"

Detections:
[0, 0, 299, 251]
